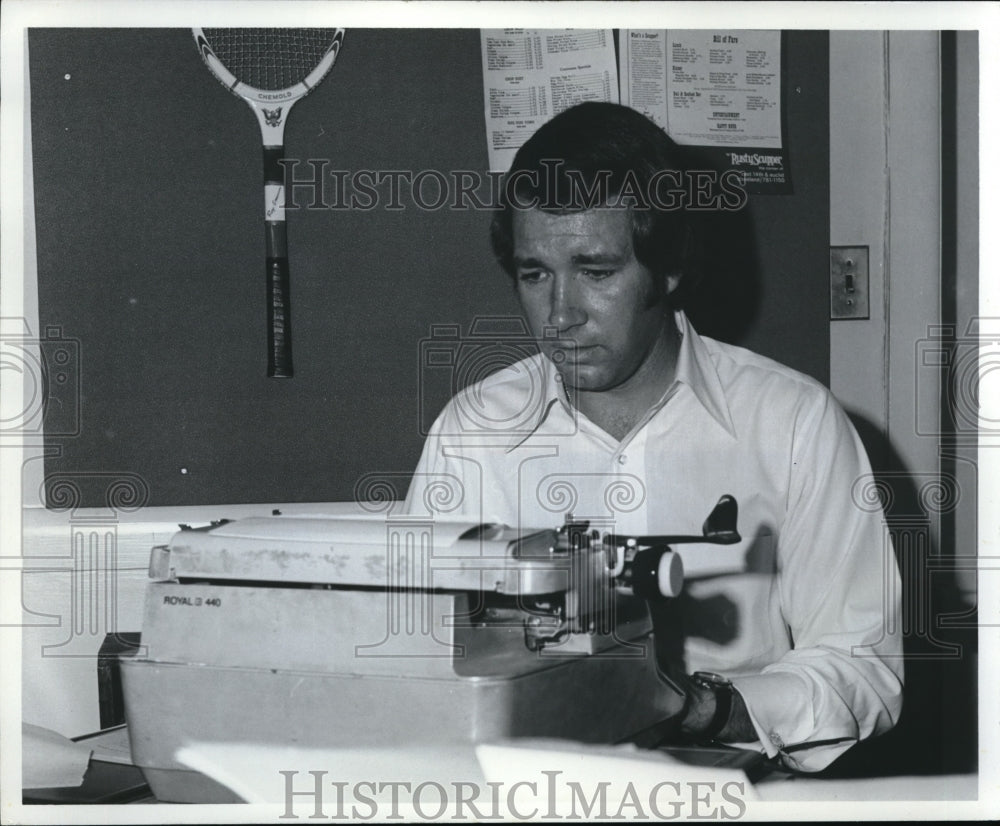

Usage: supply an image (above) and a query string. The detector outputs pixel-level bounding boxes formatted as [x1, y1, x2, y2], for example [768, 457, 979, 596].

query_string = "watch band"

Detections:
[689, 671, 734, 740]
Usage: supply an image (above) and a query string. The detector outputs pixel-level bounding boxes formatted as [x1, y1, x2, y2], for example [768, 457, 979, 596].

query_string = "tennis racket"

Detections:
[193, 28, 346, 378]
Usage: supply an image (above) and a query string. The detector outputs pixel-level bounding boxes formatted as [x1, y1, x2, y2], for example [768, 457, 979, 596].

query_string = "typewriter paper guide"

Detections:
[157, 512, 749, 587]
[155, 515, 569, 593]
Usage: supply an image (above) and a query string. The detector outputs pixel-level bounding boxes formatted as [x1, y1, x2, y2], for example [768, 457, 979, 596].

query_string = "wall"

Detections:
[947, 30, 980, 607]
[27, 28, 830, 510]
[829, 32, 889, 447]
[830, 30, 979, 583]
[828, 30, 979, 777]
[27, 28, 517, 508]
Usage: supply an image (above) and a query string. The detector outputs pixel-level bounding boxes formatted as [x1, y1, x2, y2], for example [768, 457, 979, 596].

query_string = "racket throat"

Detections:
[253, 105, 290, 145]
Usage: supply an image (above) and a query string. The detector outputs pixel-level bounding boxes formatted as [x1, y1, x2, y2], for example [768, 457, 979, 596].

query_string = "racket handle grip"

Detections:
[264, 144, 292, 378]
[267, 252, 293, 378]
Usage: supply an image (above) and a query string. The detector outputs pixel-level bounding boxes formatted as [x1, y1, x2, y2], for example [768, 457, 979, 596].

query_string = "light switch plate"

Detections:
[830, 246, 870, 320]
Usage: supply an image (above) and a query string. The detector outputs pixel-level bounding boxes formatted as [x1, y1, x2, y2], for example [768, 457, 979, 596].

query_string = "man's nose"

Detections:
[548, 274, 586, 331]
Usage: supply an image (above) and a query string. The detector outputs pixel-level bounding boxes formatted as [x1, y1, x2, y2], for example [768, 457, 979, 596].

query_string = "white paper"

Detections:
[481, 29, 618, 171]
[620, 30, 782, 149]
[174, 742, 483, 806]
[21, 723, 92, 790]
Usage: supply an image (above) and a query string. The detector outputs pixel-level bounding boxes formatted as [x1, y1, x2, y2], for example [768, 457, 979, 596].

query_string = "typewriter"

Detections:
[120, 496, 741, 801]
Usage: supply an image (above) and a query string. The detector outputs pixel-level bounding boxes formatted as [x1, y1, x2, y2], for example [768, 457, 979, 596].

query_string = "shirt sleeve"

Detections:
[402, 403, 484, 521]
[729, 389, 904, 772]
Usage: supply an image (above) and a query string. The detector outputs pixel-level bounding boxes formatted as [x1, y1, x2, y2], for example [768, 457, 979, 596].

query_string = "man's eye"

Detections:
[583, 268, 615, 280]
[517, 270, 546, 284]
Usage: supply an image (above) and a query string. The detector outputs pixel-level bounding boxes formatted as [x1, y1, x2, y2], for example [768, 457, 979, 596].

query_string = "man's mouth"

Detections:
[546, 344, 598, 365]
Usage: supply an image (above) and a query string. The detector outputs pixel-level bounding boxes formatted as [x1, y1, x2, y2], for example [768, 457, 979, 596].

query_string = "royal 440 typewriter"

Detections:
[120, 497, 742, 802]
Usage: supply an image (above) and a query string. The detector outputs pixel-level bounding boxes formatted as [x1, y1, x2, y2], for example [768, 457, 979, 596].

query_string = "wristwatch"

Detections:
[688, 671, 735, 740]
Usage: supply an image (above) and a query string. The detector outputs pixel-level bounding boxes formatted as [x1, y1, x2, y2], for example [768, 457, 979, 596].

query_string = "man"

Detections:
[405, 102, 902, 772]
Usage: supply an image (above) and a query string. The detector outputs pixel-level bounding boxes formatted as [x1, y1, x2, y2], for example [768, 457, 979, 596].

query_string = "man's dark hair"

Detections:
[490, 101, 701, 303]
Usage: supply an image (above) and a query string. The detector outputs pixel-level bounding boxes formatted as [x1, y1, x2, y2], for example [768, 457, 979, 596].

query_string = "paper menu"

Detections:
[481, 29, 618, 171]
[619, 30, 782, 149]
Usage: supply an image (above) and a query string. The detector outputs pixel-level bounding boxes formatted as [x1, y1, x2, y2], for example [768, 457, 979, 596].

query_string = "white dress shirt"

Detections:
[405, 310, 903, 772]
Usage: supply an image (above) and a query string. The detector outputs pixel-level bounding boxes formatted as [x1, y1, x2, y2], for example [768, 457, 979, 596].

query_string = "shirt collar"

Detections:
[504, 358, 568, 451]
[505, 310, 736, 451]
[671, 310, 737, 438]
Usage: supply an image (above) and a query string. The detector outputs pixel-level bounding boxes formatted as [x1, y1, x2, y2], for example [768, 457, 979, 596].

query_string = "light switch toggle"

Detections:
[830, 246, 869, 320]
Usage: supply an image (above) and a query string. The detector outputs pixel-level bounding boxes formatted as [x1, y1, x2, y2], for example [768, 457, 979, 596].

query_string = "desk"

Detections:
[756, 772, 979, 802]
[21, 726, 979, 807]
[23, 760, 153, 805]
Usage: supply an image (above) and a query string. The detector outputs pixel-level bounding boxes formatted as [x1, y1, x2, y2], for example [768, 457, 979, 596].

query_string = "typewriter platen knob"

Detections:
[630, 547, 683, 600]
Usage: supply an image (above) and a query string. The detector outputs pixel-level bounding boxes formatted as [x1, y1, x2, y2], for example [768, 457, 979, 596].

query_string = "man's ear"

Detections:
[664, 272, 682, 296]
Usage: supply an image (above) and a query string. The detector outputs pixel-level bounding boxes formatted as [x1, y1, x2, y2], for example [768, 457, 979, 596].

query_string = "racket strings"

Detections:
[201, 28, 339, 90]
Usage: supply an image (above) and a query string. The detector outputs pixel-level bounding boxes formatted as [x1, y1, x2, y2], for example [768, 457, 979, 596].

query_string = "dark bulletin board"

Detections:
[29, 29, 828, 507]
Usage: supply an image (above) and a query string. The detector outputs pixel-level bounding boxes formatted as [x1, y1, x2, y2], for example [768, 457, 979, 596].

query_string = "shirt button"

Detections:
[769, 731, 785, 750]
[617, 455, 627, 465]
